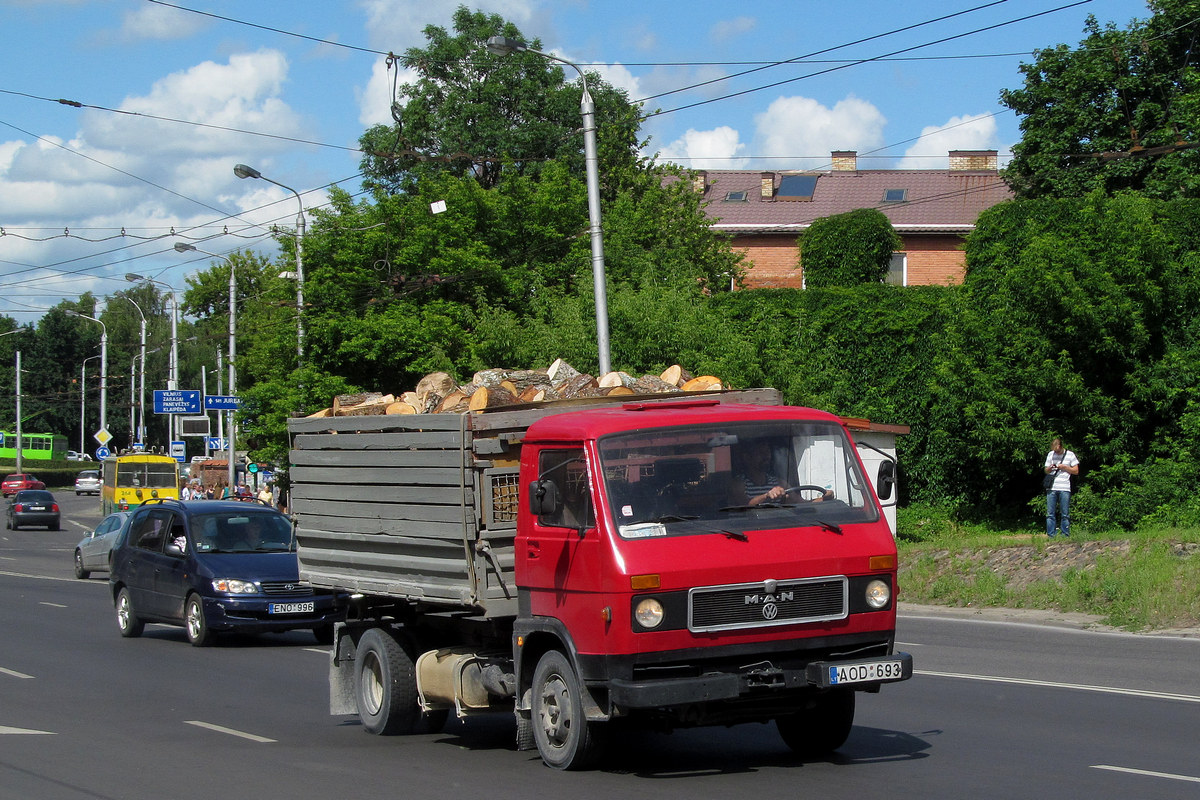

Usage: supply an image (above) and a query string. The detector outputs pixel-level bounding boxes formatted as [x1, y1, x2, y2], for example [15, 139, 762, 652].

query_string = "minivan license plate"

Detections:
[269, 602, 314, 614]
[828, 659, 904, 685]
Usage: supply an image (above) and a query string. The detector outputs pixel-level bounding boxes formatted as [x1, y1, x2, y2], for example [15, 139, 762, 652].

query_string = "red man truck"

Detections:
[288, 388, 911, 769]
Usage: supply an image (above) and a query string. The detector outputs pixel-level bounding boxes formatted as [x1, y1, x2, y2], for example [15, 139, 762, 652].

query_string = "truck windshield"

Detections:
[599, 420, 878, 539]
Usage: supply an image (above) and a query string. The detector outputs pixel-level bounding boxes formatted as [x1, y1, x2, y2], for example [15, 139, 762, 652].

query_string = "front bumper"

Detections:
[608, 651, 913, 708]
[201, 594, 346, 633]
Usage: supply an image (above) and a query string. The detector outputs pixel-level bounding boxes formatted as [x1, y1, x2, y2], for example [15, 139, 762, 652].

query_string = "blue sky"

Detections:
[0, 0, 1151, 323]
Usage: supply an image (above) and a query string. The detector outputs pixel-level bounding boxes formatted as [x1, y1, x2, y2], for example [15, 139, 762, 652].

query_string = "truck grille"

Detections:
[261, 581, 314, 597]
[689, 576, 847, 632]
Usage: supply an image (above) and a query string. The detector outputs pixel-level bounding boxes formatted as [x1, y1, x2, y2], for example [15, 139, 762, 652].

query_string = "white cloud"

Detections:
[119, 3, 208, 41]
[711, 16, 756, 42]
[594, 62, 640, 99]
[655, 126, 749, 170]
[896, 113, 999, 169]
[357, 0, 537, 52]
[753, 95, 887, 168]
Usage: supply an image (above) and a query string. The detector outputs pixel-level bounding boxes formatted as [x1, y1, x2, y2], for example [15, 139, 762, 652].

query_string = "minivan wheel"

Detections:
[185, 594, 213, 647]
[116, 587, 144, 638]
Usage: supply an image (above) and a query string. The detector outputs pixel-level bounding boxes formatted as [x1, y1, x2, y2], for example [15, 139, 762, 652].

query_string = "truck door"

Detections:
[522, 447, 604, 621]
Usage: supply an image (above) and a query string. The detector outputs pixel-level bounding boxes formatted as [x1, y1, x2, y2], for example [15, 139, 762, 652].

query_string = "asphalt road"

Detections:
[2, 491, 1199, 798]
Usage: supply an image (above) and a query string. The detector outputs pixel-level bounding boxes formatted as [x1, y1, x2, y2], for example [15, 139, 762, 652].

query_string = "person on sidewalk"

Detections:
[1044, 438, 1079, 537]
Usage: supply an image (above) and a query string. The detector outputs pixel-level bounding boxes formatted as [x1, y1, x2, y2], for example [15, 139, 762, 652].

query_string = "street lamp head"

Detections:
[125, 273, 145, 283]
[65, 310, 81, 318]
[234, 163, 262, 180]
[173, 242, 197, 253]
[486, 35, 528, 56]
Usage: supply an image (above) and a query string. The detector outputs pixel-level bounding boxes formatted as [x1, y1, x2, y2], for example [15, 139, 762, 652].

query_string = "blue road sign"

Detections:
[204, 394, 240, 410]
[95, 446, 111, 459]
[206, 437, 228, 451]
[154, 390, 202, 414]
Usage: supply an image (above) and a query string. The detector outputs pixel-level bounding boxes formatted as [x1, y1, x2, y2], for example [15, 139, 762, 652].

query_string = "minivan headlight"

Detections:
[865, 579, 891, 609]
[212, 578, 261, 594]
[634, 598, 665, 628]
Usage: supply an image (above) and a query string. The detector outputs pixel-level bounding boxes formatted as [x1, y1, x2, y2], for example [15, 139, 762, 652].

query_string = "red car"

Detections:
[3, 474, 46, 496]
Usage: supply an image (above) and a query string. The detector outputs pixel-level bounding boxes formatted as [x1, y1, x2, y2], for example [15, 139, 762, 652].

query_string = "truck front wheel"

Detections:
[355, 628, 419, 735]
[531, 650, 606, 770]
[776, 689, 855, 757]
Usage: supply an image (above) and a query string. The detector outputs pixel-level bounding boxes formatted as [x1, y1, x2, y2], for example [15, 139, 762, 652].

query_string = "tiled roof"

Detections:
[697, 168, 1013, 233]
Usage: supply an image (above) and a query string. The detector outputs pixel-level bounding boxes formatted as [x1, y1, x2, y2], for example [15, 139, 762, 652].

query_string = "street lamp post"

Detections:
[125, 273, 179, 444]
[124, 296, 148, 446]
[485, 36, 612, 375]
[80, 354, 100, 455]
[175, 243, 237, 492]
[233, 163, 305, 366]
[66, 311, 107, 444]
[2, 330, 24, 472]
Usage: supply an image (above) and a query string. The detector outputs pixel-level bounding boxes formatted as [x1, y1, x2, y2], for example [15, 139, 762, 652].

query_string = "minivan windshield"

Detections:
[599, 420, 878, 539]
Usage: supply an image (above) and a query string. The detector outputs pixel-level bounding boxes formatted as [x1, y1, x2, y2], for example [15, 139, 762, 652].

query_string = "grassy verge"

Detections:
[896, 504, 1200, 631]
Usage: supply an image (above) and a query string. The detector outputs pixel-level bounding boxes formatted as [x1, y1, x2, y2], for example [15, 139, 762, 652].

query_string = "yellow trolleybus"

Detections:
[101, 453, 180, 514]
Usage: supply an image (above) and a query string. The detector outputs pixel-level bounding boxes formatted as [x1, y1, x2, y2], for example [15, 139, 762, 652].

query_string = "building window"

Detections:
[723, 190, 748, 202]
[885, 253, 907, 286]
[777, 174, 818, 201]
[883, 188, 907, 203]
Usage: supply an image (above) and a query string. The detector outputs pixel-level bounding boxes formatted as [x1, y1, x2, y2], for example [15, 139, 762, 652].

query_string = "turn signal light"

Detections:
[869, 555, 896, 571]
[630, 574, 660, 590]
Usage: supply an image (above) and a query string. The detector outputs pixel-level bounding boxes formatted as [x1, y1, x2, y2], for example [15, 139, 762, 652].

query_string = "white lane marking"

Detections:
[0, 726, 55, 735]
[185, 720, 276, 743]
[917, 670, 1200, 704]
[40, 602, 67, 608]
[0, 570, 93, 584]
[0, 667, 35, 679]
[1093, 765, 1200, 784]
[302, 647, 331, 655]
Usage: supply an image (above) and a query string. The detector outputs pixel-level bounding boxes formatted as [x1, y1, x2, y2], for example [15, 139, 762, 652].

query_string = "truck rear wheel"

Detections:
[355, 628, 420, 735]
[776, 689, 855, 756]
[531, 650, 606, 770]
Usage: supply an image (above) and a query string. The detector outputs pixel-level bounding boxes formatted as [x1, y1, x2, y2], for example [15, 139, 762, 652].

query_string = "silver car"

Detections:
[75, 469, 101, 496]
[74, 511, 132, 579]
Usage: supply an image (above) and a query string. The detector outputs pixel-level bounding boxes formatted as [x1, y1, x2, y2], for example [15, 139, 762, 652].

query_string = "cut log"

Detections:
[435, 390, 469, 414]
[306, 407, 333, 418]
[338, 394, 396, 417]
[547, 359, 580, 387]
[400, 391, 421, 408]
[385, 401, 418, 415]
[416, 372, 458, 410]
[660, 364, 694, 387]
[519, 386, 547, 403]
[602, 386, 635, 396]
[468, 386, 518, 412]
[680, 375, 723, 392]
[598, 371, 635, 389]
[632, 375, 679, 394]
[558, 373, 600, 399]
[332, 392, 384, 415]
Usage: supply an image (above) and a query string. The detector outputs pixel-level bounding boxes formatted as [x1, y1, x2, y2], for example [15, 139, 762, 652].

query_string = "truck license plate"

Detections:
[829, 659, 904, 685]
[269, 602, 314, 614]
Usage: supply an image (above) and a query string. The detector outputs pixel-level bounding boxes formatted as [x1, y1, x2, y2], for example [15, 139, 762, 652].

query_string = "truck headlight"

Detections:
[865, 579, 891, 609]
[634, 598, 665, 628]
[212, 578, 261, 594]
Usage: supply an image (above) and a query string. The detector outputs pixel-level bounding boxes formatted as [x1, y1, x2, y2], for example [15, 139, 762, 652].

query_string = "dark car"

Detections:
[108, 499, 345, 646]
[6, 489, 61, 530]
[74, 511, 133, 578]
[3, 473, 46, 496]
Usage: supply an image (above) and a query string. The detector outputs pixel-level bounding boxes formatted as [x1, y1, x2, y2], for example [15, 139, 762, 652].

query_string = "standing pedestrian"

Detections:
[1044, 437, 1079, 537]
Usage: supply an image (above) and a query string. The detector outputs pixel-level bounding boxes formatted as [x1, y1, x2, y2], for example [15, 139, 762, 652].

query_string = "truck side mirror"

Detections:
[876, 460, 896, 501]
[528, 479, 561, 517]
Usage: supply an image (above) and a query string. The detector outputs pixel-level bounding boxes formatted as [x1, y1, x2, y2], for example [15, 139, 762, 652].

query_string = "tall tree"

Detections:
[1001, 1, 1200, 199]
[799, 209, 902, 288]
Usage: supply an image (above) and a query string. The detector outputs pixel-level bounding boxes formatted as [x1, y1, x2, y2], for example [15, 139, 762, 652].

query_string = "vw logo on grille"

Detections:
[762, 602, 779, 620]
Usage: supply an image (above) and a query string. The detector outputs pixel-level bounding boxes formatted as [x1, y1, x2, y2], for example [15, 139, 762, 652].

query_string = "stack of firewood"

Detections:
[306, 360, 725, 418]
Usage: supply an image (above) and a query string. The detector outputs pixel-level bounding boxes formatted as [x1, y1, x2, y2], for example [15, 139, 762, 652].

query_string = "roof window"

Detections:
[883, 188, 908, 203]
[723, 190, 748, 202]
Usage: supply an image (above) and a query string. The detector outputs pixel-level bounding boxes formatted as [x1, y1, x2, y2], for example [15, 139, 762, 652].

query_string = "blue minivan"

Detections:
[109, 499, 345, 646]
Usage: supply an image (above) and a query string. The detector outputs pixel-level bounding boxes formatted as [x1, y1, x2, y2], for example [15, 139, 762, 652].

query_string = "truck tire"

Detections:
[776, 689, 855, 757]
[531, 650, 606, 770]
[116, 587, 144, 638]
[355, 628, 420, 735]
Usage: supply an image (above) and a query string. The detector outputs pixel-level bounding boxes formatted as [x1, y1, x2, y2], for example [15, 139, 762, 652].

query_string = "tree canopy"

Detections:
[1001, 0, 1200, 199]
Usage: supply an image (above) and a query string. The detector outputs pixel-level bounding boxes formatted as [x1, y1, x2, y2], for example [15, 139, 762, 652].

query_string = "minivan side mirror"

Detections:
[528, 479, 561, 517]
[876, 460, 896, 501]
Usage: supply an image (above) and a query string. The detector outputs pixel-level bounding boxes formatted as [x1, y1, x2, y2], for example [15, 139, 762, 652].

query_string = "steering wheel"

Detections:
[783, 485, 830, 501]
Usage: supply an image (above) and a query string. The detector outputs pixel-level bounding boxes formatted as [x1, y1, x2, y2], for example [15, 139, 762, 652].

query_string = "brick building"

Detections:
[693, 150, 1013, 288]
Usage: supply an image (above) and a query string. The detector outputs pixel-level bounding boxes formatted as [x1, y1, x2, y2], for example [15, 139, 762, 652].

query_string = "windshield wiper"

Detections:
[816, 519, 843, 535]
[720, 529, 748, 541]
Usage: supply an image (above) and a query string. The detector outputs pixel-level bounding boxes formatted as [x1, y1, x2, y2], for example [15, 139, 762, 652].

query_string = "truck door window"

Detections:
[536, 449, 594, 530]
